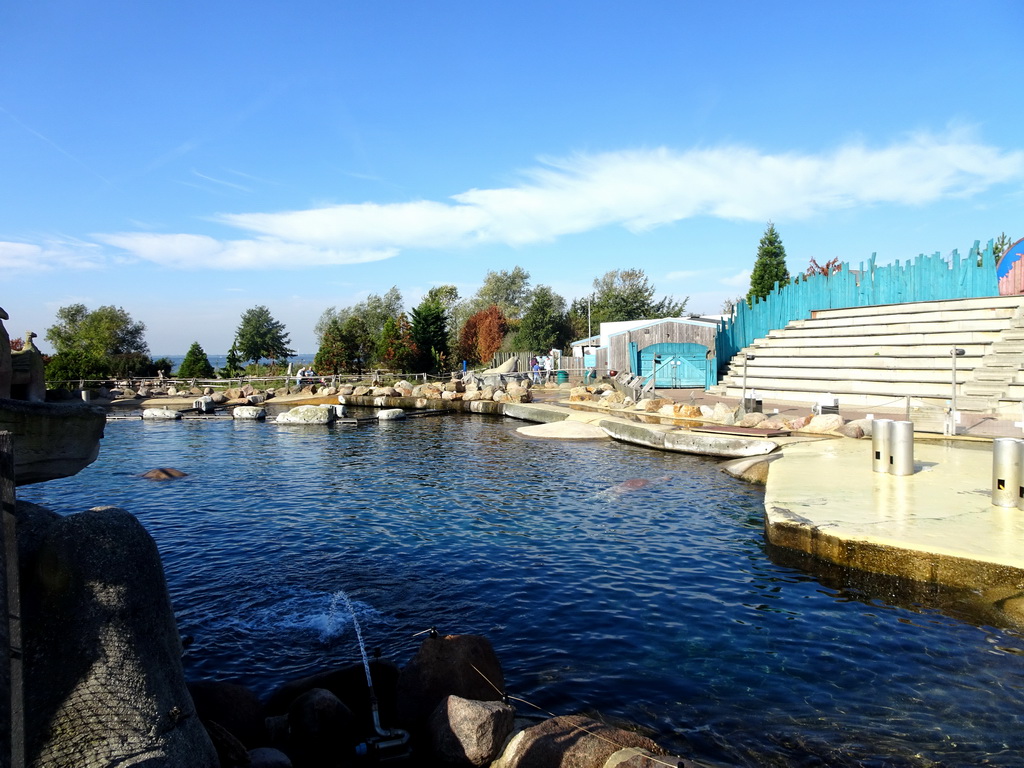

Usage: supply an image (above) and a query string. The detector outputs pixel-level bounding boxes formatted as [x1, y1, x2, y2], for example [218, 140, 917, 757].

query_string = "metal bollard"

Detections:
[994, 437, 1024, 508]
[1016, 440, 1024, 511]
[890, 421, 915, 476]
[872, 419, 893, 474]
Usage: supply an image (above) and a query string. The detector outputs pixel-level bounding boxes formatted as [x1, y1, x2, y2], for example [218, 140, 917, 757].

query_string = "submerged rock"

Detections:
[276, 405, 336, 424]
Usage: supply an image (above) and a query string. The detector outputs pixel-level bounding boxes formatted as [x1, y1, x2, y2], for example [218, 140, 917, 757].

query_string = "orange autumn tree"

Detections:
[458, 305, 508, 366]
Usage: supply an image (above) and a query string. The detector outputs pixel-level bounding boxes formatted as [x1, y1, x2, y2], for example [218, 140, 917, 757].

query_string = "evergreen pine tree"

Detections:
[178, 341, 215, 378]
[747, 222, 790, 306]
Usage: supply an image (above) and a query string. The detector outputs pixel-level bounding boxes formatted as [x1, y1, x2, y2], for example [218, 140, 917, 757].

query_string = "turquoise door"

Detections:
[639, 343, 709, 387]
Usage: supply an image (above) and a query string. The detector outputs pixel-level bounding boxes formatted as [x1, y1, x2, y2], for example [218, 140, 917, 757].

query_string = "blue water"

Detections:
[21, 415, 1024, 767]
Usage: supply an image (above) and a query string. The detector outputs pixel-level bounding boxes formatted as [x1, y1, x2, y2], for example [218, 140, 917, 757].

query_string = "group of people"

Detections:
[294, 366, 317, 386]
[530, 348, 561, 383]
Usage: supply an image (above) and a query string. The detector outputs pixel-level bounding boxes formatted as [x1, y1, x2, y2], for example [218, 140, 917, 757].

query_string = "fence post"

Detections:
[1, 431, 24, 768]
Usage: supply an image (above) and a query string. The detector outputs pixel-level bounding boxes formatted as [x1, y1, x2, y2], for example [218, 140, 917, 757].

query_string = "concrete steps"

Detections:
[714, 296, 1024, 411]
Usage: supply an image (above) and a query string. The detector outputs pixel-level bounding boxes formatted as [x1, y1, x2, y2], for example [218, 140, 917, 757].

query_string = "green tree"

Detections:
[315, 287, 403, 368]
[994, 233, 1015, 259]
[46, 303, 149, 359]
[410, 295, 449, 372]
[584, 269, 687, 326]
[234, 305, 295, 365]
[474, 267, 532, 320]
[514, 286, 569, 352]
[45, 303, 150, 380]
[747, 222, 790, 306]
[376, 313, 418, 371]
[220, 344, 244, 377]
[178, 341, 215, 378]
[314, 313, 371, 374]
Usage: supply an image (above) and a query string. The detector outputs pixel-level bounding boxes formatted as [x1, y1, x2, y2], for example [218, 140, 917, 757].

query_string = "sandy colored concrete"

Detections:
[764, 437, 1024, 591]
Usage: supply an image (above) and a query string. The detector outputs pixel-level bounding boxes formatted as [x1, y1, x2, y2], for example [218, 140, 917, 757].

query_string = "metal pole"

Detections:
[948, 348, 965, 436]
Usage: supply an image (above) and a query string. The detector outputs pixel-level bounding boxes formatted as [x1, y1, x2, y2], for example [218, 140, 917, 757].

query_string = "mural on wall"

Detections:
[997, 237, 1024, 295]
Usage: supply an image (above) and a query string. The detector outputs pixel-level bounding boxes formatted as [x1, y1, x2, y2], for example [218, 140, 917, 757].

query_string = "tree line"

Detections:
[33, 226, 1015, 381]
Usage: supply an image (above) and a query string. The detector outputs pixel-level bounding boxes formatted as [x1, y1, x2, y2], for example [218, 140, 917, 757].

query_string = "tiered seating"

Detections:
[708, 296, 1024, 412]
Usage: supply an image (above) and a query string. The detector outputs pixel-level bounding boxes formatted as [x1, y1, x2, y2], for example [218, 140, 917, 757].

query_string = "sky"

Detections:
[2, 2, 1022, 356]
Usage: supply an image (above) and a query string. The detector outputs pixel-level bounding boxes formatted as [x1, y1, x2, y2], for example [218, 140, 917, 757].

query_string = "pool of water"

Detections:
[21, 414, 1024, 767]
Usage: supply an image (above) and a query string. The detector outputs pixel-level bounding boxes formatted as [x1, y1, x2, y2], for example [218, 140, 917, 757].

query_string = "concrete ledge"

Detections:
[764, 438, 1024, 593]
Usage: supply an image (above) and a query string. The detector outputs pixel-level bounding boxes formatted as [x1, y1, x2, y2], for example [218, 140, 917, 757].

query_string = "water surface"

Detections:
[22, 414, 1024, 767]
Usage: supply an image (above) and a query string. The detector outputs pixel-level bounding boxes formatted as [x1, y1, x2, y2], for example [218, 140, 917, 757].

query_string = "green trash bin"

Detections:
[555, 370, 568, 384]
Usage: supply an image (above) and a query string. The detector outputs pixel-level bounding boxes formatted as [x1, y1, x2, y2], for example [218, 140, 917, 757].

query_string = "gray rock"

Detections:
[143, 407, 182, 420]
[491, 715, 664, 768]
[396, 634, 505, 730]
[275, 405, 335, 424]
[287, 688, 357, 767]
[803, 413, 846, 433]
[710, 401, 740, 425]
[232, 406, 267, 421]
[21, 506, 218, 767]
[378, 408, 406, 420]
[430, 695, 515, 767]
[249, 747, 293, 767]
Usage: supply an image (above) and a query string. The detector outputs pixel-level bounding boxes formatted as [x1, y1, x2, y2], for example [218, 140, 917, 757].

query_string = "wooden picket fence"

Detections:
[716, 242, 1000, 373]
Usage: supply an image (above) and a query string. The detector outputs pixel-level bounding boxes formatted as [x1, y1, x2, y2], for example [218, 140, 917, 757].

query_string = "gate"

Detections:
[638, 343, 709, 387]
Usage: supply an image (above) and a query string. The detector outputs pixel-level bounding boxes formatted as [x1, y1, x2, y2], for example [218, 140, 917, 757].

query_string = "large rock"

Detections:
[188, 679, 267, 748]
[802, 413, 846, 433]
[232, 406, 267, 420]
[710, 401, 740, 425]
[143, 407, 182, 420]
[276, 405, 336, 424]
[491, 715, 665, 768]
[377, 408, 406, 420]
[396, 635, 504, 729]
[20, 506, 218, 767]
[286, 688, 357, 767]
[429, 695, 515, 767]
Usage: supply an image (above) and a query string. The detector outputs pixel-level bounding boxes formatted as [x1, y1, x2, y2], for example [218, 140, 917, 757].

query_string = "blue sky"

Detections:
[2, 1, 1022, 355]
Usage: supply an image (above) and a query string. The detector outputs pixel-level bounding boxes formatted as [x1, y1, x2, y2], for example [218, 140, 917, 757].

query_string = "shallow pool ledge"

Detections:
[764, 438, 1024, 594]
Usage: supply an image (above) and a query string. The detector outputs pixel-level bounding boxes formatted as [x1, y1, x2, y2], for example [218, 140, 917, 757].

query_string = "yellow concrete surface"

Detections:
[764, 437, 1024, 590]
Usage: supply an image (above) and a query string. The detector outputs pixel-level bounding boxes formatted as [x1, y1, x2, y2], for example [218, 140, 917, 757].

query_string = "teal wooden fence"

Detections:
[716, 241, 999, 372]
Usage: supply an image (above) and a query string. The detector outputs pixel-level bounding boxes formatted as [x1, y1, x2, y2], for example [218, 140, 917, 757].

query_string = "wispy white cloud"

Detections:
[215, 128, 1024, 251]
[14, 129, 1024, 272]
[95, 232, 396, 269]
[721, 269, 751, 288]
[0, 237, 106, 272]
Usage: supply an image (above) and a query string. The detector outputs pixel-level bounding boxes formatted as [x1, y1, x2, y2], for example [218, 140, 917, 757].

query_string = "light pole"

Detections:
[742, 353, 754, 410]
[948, 347, 965, 436]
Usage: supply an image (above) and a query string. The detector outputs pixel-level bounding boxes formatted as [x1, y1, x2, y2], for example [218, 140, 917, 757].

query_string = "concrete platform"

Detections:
[764, 437, 1024, 593]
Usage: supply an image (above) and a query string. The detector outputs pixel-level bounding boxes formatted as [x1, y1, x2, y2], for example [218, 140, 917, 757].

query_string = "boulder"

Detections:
[710, 401, 740, 425]
[232, 406, 267, 420]
[430, 695, 515, 767]
[442, 391, 464, 401]
[287, 688, 357, 767]
[846, 418, 874, 437]
[353, 385, 372, 397]
[20, 506, 218, 767]
[247, 393, 268, 405]
[396, 634, 505, 729]
[737, 412, 768, 428]
[167, 385, 179, 397]
[802, 414, 846, 434]
[249, 747, 294, 767]
[337, 385, 355, 396]
[202, 719, 250, 767]
[210, 391, 228, 404]
[637, 398, 671, 413]
[119, 387, 138, 400]
[490, 715, 665, 768]
[378, 408, 406, 420]
[143, 407, 182, 420]
[836, 422, 866, 439]
[276, 405, 336, 424]
[371, 386, 398, 397]
[188, 680, 267, 748]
